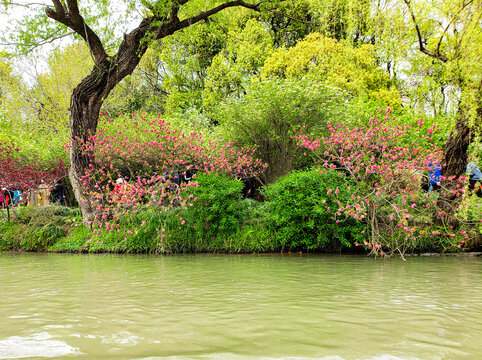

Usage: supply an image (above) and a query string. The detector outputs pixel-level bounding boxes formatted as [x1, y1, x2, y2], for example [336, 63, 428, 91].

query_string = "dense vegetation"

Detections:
[0, 0, 481, 257]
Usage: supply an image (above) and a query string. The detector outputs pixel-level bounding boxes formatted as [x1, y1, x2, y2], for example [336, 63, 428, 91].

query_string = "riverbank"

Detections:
[0, 204, 479, 255]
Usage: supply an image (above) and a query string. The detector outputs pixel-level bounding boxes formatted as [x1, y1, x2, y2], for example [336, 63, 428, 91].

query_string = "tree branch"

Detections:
[175, 0, 261, 33]
[112, 0, 261, 85]
[436, 0, 474, 58]
[4, 2, 47, 7]
[0, 31, 74, 50]
[45, 0, 108, 65]
[403, 0, 449, 63]
[51, 0, 65, 18]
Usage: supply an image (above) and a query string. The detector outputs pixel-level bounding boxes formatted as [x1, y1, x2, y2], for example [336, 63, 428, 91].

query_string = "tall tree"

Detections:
[401, 0, 482, 222]
[1, 0, 264, 223]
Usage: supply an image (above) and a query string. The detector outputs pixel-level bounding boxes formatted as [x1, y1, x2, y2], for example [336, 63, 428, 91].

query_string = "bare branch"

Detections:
[0, 31, 73, 49]
[3, 2, 48, 7]
[45, 0, 108, 65]
[403, 0, 449, 63]
[175, 0, 261, 33]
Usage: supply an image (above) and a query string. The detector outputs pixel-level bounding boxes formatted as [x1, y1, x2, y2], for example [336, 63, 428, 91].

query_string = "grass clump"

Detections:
[0, 206, 89, 252]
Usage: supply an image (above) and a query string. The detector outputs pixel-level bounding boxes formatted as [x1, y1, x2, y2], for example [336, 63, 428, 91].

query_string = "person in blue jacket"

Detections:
[428, 162, 442, 191]
[466, 156, 482, 198]
[12, 189, 22, 205]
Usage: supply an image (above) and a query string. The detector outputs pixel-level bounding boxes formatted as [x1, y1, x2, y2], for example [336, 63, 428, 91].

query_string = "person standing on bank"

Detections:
[466, 156, 482, 198]
[428, 162, 442, 191]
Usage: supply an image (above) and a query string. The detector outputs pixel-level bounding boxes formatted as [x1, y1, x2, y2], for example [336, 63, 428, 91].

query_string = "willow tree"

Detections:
[1, 0, 266, 223]
[401, 0, 482, 222]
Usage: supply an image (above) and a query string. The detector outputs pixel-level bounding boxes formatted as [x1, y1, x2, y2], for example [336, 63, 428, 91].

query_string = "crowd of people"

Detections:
[0, 188, 22, 208]
[110, 165, 259, 207]
[0, 180, 65, 209]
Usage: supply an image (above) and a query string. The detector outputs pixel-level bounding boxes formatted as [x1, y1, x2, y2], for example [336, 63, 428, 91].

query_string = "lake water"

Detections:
[0, 253, 480, 360]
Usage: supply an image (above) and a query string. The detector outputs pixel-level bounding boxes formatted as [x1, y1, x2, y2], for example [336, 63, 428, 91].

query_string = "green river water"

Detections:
[0, 253, 480, 360]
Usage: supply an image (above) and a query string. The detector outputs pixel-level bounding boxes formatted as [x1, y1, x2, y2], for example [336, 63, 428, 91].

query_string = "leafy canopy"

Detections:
[262, 33, 401, 108]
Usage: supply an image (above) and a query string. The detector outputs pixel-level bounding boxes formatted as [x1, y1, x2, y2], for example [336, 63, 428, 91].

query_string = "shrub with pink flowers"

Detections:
[296, 108, 480, 257]
[75, 112, 266, 241]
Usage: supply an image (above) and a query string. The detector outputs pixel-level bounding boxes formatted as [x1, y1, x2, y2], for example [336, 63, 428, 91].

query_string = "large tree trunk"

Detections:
[435, 102, 481, 226]
[435, 115, 472, 226]
[69, 69, 109, 225]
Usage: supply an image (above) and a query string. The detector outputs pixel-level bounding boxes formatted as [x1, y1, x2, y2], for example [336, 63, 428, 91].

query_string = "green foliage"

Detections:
[49, 225, 91, 252]
[160, 174, 244, 252]
[263, 168, 365, 251]
[262, 33, 401, 108]
[257, 0, 317, 47]
[214, 77, 347, 183]
[307, 0, 371, 43]
[0, 221, 19, 251]
[456, 194, 482, 249]
[0, 206, 83, 252]
[184, 173, 243, 238]
[1, 1, 140, 54]
[0, 45, 84, 166]
[21, 222, 66, 251]
[258, 0, 372, 47]
[34, 43, 93, 131]
[202, 18, 274, 112]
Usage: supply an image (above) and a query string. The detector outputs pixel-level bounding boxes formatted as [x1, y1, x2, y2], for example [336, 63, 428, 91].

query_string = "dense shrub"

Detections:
[160, 174, 244, 253]
[213, 78, 347, 183]
[263, 168, 365, 251]
[21, 222, 66, 251]
[0, 221, 19, 251]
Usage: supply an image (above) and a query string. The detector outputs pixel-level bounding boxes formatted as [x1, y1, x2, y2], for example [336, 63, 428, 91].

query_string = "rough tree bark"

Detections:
[436, 113, 473, 225]
[44, 0, 261, 224]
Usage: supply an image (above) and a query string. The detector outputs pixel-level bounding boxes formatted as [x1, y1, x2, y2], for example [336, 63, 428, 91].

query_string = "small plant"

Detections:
[21, 222, 66, 251]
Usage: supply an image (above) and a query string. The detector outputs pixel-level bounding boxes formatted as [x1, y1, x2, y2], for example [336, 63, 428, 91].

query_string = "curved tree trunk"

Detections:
[69, 68, 109, 225]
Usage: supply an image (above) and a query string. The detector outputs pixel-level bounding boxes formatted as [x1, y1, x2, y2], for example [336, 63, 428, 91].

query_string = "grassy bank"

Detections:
[0, 203, 278, 254]
[1, 172, 479, 255]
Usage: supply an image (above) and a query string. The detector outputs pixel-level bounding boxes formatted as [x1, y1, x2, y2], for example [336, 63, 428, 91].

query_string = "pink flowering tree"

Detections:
[296, 108, 479, 257]
[74, 112, 266, 239]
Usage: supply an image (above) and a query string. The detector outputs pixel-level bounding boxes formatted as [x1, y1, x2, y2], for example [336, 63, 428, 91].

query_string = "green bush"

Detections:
[161, 174, 244, 253]
[0, 206, 84, 252]
[263, 168, 365, 251]
[213, 78, 348, 183]
[0, 221, 20, 251]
